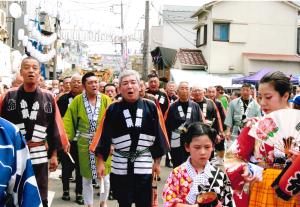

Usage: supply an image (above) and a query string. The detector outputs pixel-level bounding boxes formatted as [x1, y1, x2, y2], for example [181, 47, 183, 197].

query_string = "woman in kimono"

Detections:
[225, 71, 300, 207]
[163, 122, 235, 207]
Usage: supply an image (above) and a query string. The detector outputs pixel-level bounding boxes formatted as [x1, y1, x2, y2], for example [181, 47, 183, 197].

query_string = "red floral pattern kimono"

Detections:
[163, 159, 235, 207]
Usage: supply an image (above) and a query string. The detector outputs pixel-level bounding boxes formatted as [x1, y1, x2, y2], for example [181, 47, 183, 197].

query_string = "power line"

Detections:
[165, 18, 195, 34]
[150, 3, 195, 47]
[150, 2, 195, 35]
[166, 20, 195, 47]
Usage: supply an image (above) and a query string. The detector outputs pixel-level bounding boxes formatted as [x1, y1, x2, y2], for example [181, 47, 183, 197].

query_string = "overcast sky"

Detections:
[57, 0, 208, 54]
[60, 0, 207, 32]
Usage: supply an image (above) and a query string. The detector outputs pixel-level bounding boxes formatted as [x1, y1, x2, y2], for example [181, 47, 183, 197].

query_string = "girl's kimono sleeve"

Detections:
[224, 126, 255, 191]
[162, 168, 184, 207]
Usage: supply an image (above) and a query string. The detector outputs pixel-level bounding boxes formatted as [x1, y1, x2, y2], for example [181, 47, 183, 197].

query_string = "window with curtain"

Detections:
[213, 23, 229, 42]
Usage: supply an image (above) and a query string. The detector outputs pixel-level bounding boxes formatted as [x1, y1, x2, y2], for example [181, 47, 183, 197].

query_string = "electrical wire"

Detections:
[150, 2, 196, 47]
[151, 2, 196, 34]
[166, 20, 195, 47]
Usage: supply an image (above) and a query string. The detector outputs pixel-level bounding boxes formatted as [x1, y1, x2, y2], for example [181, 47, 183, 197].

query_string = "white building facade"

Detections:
[150, 5, 198, 51]
[192, 1, 300, 75]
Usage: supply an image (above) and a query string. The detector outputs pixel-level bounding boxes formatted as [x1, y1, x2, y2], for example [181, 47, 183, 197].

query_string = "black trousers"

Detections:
[110, 173, 152, 207]
[165, 152, 171, 166]
[215, 139, 225, 151]
[32, 163, 48, 206]
[170, 147, 187, 168]
[60, 141, 82, 194]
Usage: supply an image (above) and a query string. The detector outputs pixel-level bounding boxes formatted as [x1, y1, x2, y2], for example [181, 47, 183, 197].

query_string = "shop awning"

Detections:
[151, 47, 177, 70]
[170, 69, 242, 88]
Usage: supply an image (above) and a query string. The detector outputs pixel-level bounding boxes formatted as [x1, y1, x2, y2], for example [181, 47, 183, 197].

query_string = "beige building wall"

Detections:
[162, 22, 196, 49]
[243, 58, 300, 75]
[198, 1, 299, 74]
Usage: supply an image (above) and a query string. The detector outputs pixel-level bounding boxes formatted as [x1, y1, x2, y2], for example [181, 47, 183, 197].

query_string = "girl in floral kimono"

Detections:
[225, 71, 300, 207]
[163, 122, 235, 207]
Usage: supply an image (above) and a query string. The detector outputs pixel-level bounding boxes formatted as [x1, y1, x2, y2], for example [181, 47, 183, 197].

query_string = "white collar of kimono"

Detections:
[185, 157, 212, 204]
[185, 157, 210, 186]
[238, 97, 253, 116]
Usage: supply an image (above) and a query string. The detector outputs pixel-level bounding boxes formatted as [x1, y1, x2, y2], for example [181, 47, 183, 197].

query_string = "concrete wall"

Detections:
[243, 58, 300, 75]
[197, 1, 300, 74]
[162, 22, 196, 50]
[150, 26, 163, 50]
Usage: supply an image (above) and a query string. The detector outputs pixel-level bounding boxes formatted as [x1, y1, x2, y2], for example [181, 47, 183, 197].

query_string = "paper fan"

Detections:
[248, 109, 300, 154]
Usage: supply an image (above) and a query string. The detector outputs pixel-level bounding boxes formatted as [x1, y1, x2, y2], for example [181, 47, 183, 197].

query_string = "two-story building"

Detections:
[150, 5, 201, 79]
[150, 4, 244, 87]
[192, 1, 300, 75]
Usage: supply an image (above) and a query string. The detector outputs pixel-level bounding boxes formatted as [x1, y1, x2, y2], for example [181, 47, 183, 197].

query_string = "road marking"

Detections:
[49, 169, 61, 180]
[48, 191, 55, 207]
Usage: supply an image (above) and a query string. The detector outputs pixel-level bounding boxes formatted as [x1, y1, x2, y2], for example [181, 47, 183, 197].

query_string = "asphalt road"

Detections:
[49, 157, 172, 207]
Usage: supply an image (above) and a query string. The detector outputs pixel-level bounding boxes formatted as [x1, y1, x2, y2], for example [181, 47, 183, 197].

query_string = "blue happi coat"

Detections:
[0, 117, 41, 207]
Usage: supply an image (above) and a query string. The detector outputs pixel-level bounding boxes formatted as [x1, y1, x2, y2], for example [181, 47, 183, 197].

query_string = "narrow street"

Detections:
[49, 158, 172, 207]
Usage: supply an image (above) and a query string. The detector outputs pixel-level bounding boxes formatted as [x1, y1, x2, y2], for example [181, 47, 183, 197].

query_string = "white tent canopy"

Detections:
[170, 69, 242, 88]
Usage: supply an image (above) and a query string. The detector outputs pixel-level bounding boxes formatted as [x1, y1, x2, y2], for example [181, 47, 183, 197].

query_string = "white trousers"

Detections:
[82, 177, 95, 205]
[99, 174, 110, 202]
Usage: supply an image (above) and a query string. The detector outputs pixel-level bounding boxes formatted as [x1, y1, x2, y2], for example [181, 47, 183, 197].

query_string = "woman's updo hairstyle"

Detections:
[259, 71, 292, 97]
[183, 122, 217, 145]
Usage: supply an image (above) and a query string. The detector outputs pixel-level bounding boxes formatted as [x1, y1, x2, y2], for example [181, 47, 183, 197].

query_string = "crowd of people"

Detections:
[0, 56, 300, 207]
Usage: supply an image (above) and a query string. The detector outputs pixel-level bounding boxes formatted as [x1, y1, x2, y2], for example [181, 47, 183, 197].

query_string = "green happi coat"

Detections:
[63, 93, 111, 178]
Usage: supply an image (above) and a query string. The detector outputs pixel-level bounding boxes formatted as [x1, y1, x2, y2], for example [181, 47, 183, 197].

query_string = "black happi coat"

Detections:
[1, 86, 64, 163]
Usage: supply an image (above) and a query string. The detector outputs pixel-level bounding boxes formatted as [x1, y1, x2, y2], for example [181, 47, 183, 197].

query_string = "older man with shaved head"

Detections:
[165, 81, 178, 103]
[206, 86, 227, 166]
[192, 85, 225, 166]
[192, 85, 223, 133]
[57, 73, 84, 204]
[165, 81, 204, 168]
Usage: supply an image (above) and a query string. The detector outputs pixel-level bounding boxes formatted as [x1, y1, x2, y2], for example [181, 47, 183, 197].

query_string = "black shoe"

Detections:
[92, 179, 100, 189]
[62, 191, 70, 201]
[76, 195, 84, 205]
[108, 191, 114, 200]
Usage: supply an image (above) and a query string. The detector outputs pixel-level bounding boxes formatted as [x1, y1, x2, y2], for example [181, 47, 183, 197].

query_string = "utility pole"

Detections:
[142, 0, 149, 79]
[53, 16, 59, 80]
[120, 0, 124, 56]
[111, 1, 125, 69]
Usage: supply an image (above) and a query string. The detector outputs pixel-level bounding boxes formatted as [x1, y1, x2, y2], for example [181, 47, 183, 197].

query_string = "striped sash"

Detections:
[83, 92, 101, 179]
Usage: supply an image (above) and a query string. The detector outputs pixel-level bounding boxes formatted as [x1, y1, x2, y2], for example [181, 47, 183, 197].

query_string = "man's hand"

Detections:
[63, 141, 70, 153]
[152, 158, 161, 176]
[49, 155, 58, 172]
[216, 134, 224, 144]
[97, 156, 105, 178]
[225, 130, 231, 141]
